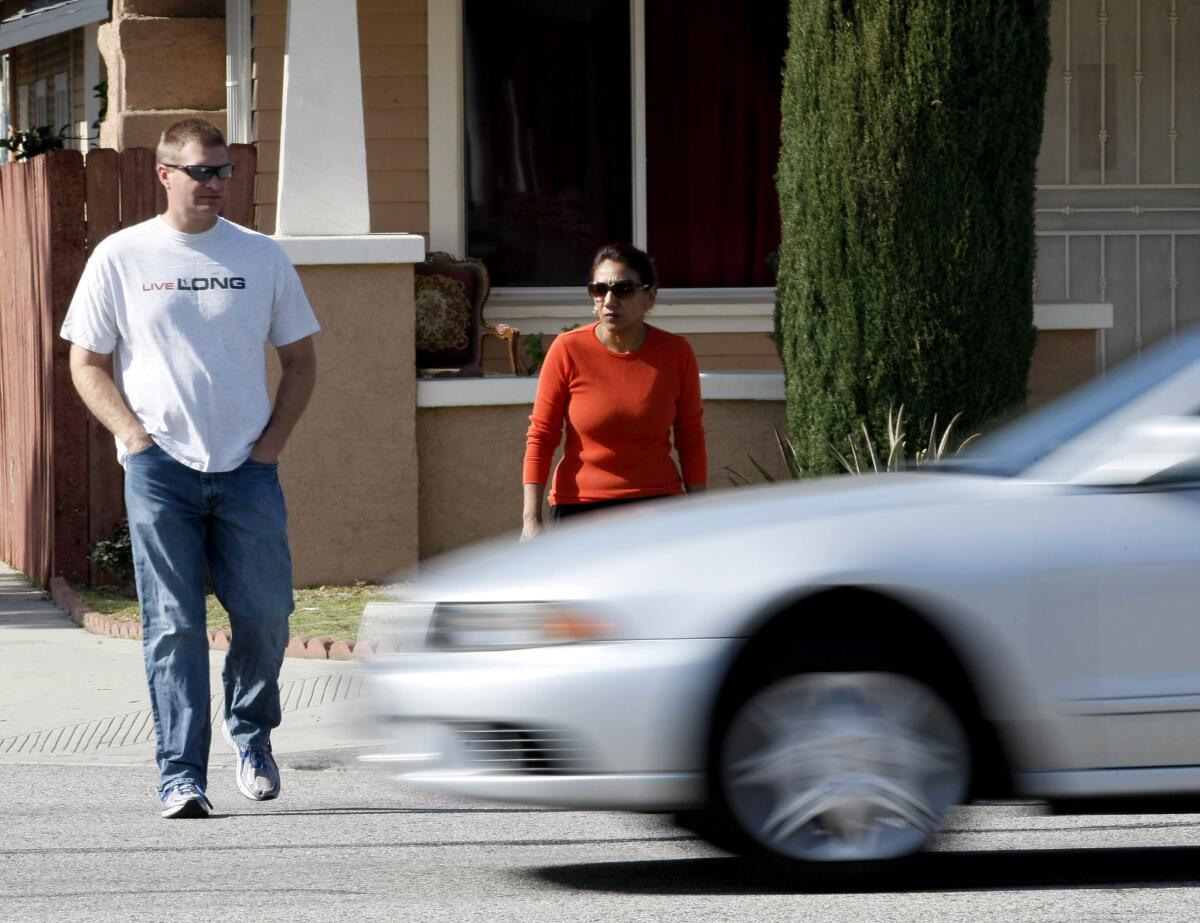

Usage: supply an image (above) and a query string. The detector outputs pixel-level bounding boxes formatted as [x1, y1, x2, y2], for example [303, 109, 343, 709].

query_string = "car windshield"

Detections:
[936, 325, 1200, 479]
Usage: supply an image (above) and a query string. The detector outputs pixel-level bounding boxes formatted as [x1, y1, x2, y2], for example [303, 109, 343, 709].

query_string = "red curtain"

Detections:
[464, 0, 632, 286]
[646, 0, 787, 288]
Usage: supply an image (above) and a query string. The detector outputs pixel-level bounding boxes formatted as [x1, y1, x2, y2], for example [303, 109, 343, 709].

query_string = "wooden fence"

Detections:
[0, 145, 256, 587]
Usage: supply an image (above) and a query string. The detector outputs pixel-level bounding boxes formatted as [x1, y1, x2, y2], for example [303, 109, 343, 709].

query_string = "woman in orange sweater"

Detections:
[521, 243, 707, 540]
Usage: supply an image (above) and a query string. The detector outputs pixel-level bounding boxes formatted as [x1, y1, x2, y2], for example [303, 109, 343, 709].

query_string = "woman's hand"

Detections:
[521, 483, 546, 542]
[520, 518, 542, 543]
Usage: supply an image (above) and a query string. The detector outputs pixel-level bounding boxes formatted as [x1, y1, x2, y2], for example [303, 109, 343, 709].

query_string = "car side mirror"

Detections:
[1072, 415, 1200, 486]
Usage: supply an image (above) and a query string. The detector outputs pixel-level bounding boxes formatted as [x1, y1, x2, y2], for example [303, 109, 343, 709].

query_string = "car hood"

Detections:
[398, 471, 1043, 618]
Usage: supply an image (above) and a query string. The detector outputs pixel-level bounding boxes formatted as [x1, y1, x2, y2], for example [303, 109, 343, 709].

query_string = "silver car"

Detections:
[360, 325, 1200, 874]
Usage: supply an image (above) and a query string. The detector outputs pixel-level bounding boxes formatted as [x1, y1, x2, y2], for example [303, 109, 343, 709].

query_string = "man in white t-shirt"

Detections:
[61, 119, 320, 819]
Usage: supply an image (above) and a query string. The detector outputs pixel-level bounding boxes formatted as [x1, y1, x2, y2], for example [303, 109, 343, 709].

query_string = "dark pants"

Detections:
[549, 495, 671, 522]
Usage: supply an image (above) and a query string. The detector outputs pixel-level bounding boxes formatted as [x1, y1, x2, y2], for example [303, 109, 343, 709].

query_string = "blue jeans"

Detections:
[124, 443, 294, 793]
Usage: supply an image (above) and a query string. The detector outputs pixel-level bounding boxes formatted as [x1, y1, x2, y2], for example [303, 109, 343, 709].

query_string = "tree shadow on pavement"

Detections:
[531, 845, 1200, 895]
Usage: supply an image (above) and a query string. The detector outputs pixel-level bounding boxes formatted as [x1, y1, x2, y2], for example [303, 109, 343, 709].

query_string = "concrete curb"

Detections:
[47, 577, 373, 661]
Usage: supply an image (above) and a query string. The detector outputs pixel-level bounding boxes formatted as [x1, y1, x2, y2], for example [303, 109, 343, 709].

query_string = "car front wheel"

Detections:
[715, 669, 970, 867]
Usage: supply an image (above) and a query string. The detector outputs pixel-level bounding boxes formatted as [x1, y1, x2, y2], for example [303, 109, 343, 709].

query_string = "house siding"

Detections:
[1035, 0, 1200, 372]
[252, 0, 429, 235]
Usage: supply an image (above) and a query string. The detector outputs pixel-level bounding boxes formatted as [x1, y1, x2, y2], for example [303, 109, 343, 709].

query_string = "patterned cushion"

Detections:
[414, 258, 487, 368]
[416, 273, 472, 354]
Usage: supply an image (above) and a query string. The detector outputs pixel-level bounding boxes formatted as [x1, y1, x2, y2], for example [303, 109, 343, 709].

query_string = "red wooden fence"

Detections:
[0, 145, 256, 587]
[0, 152, 82, 587]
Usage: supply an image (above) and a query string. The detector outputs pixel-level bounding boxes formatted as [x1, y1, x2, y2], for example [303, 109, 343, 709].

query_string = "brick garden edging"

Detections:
[47, 576, 372, 660]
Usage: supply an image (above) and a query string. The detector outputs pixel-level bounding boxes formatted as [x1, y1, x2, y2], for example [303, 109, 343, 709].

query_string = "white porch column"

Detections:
[276, 0, 370, 236]
[0, 55, 9, 163]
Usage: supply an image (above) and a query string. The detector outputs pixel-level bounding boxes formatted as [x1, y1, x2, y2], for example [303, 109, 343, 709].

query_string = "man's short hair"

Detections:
[156, 119, 227, 164]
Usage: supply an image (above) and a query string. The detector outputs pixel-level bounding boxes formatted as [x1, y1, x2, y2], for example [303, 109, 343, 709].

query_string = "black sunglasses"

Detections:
[164, 163, 235, 182]
[587, 280, 651, 300]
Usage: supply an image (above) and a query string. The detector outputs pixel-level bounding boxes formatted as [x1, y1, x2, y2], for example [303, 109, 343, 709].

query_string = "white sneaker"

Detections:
[160, 781, 213, 818]
[224, 719, 281, 801]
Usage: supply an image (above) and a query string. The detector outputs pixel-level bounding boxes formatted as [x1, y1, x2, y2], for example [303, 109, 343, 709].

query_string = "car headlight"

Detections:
[358, 597, 433, 652]
[427, 602, 613, 651]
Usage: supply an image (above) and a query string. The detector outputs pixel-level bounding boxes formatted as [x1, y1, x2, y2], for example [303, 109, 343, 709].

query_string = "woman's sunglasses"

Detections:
[587, 280, 651, 300]
[164, 163, 236, 182]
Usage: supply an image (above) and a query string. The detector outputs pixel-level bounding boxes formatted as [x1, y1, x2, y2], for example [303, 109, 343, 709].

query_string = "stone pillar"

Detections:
[276, 0, 370, 235]
[97, 0, 226, 150]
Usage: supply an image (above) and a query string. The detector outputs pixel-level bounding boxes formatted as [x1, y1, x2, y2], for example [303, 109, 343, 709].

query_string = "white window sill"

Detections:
[275, 234, 426, 266]
[417, 371, 787, 408]
[1033, 303, 1114, 330]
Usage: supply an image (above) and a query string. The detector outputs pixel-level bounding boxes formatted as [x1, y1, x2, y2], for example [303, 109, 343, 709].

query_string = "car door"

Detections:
[1035, 481, 1200, 770]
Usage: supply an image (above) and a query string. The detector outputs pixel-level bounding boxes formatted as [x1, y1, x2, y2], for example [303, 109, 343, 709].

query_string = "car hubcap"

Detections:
[721, 671, 969, 862]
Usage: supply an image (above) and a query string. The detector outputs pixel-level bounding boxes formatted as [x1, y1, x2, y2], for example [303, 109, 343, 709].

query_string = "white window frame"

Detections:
[427, 0, 775, 335]
[0, 56, 9, 162]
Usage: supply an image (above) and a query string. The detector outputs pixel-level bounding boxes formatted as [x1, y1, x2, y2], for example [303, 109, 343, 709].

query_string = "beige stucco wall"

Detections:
[417, 399, 788, 560]
[1027, 329, 1098, 409]
[423, 322, 1102, 560]
[252, 0, 429, 235]
[279, 265, 418, 585]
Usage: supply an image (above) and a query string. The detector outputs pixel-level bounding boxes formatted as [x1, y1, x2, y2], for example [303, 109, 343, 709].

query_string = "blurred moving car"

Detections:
[360, 325, 1200, 875]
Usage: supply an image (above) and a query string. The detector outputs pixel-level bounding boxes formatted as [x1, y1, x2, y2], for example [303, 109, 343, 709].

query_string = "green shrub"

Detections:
[725, 427, 803, 484]
[522, 323, 581, 375]
[89, 520, 133, 587]
[726, 406, 978, 483]
[776, 0, 1051, 474]
[0, 126, 68, 160]
[829, 405, 980, 474]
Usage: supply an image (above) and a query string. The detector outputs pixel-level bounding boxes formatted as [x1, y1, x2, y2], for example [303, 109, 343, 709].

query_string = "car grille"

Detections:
[446, 721, 592, 775]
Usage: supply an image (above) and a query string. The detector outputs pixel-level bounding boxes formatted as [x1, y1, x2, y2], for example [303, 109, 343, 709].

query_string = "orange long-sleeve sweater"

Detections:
[524, 323, 707, 504]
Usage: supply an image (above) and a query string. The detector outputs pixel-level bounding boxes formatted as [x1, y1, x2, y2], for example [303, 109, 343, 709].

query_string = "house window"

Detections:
[18, 83, 29, 129]
[34, 78, 47, 127]
[53, 72, 69, 132]
[464, 0, 632, 287]
[462, 0, 786, 289]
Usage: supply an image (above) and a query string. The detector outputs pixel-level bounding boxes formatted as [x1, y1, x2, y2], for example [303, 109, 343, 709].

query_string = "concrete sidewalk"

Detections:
[0, 563, 384, 768]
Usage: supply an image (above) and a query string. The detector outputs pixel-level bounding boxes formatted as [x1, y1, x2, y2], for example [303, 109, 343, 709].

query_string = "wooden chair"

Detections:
[415, 252, 519, 376]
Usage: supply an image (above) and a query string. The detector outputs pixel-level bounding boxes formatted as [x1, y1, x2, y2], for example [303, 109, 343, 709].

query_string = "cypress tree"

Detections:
[776, 0, 1051, 474]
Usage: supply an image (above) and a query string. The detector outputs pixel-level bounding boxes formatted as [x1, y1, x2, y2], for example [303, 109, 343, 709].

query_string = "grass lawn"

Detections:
[72, 582, 381, 640]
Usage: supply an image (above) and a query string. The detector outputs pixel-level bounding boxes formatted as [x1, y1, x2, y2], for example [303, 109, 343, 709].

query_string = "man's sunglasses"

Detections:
[587, 280, 651, 300]
[164, 163, 235, 182]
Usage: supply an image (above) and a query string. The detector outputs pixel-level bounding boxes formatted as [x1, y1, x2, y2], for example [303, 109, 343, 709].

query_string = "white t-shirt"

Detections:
[60, 216, 321, 472]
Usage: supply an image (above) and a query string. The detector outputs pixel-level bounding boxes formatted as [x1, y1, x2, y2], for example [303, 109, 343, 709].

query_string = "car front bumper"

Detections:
[362, 637, 734, 810]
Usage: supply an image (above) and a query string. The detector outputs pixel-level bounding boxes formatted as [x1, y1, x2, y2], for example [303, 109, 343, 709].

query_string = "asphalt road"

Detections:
[5, 761, 1200, 921]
